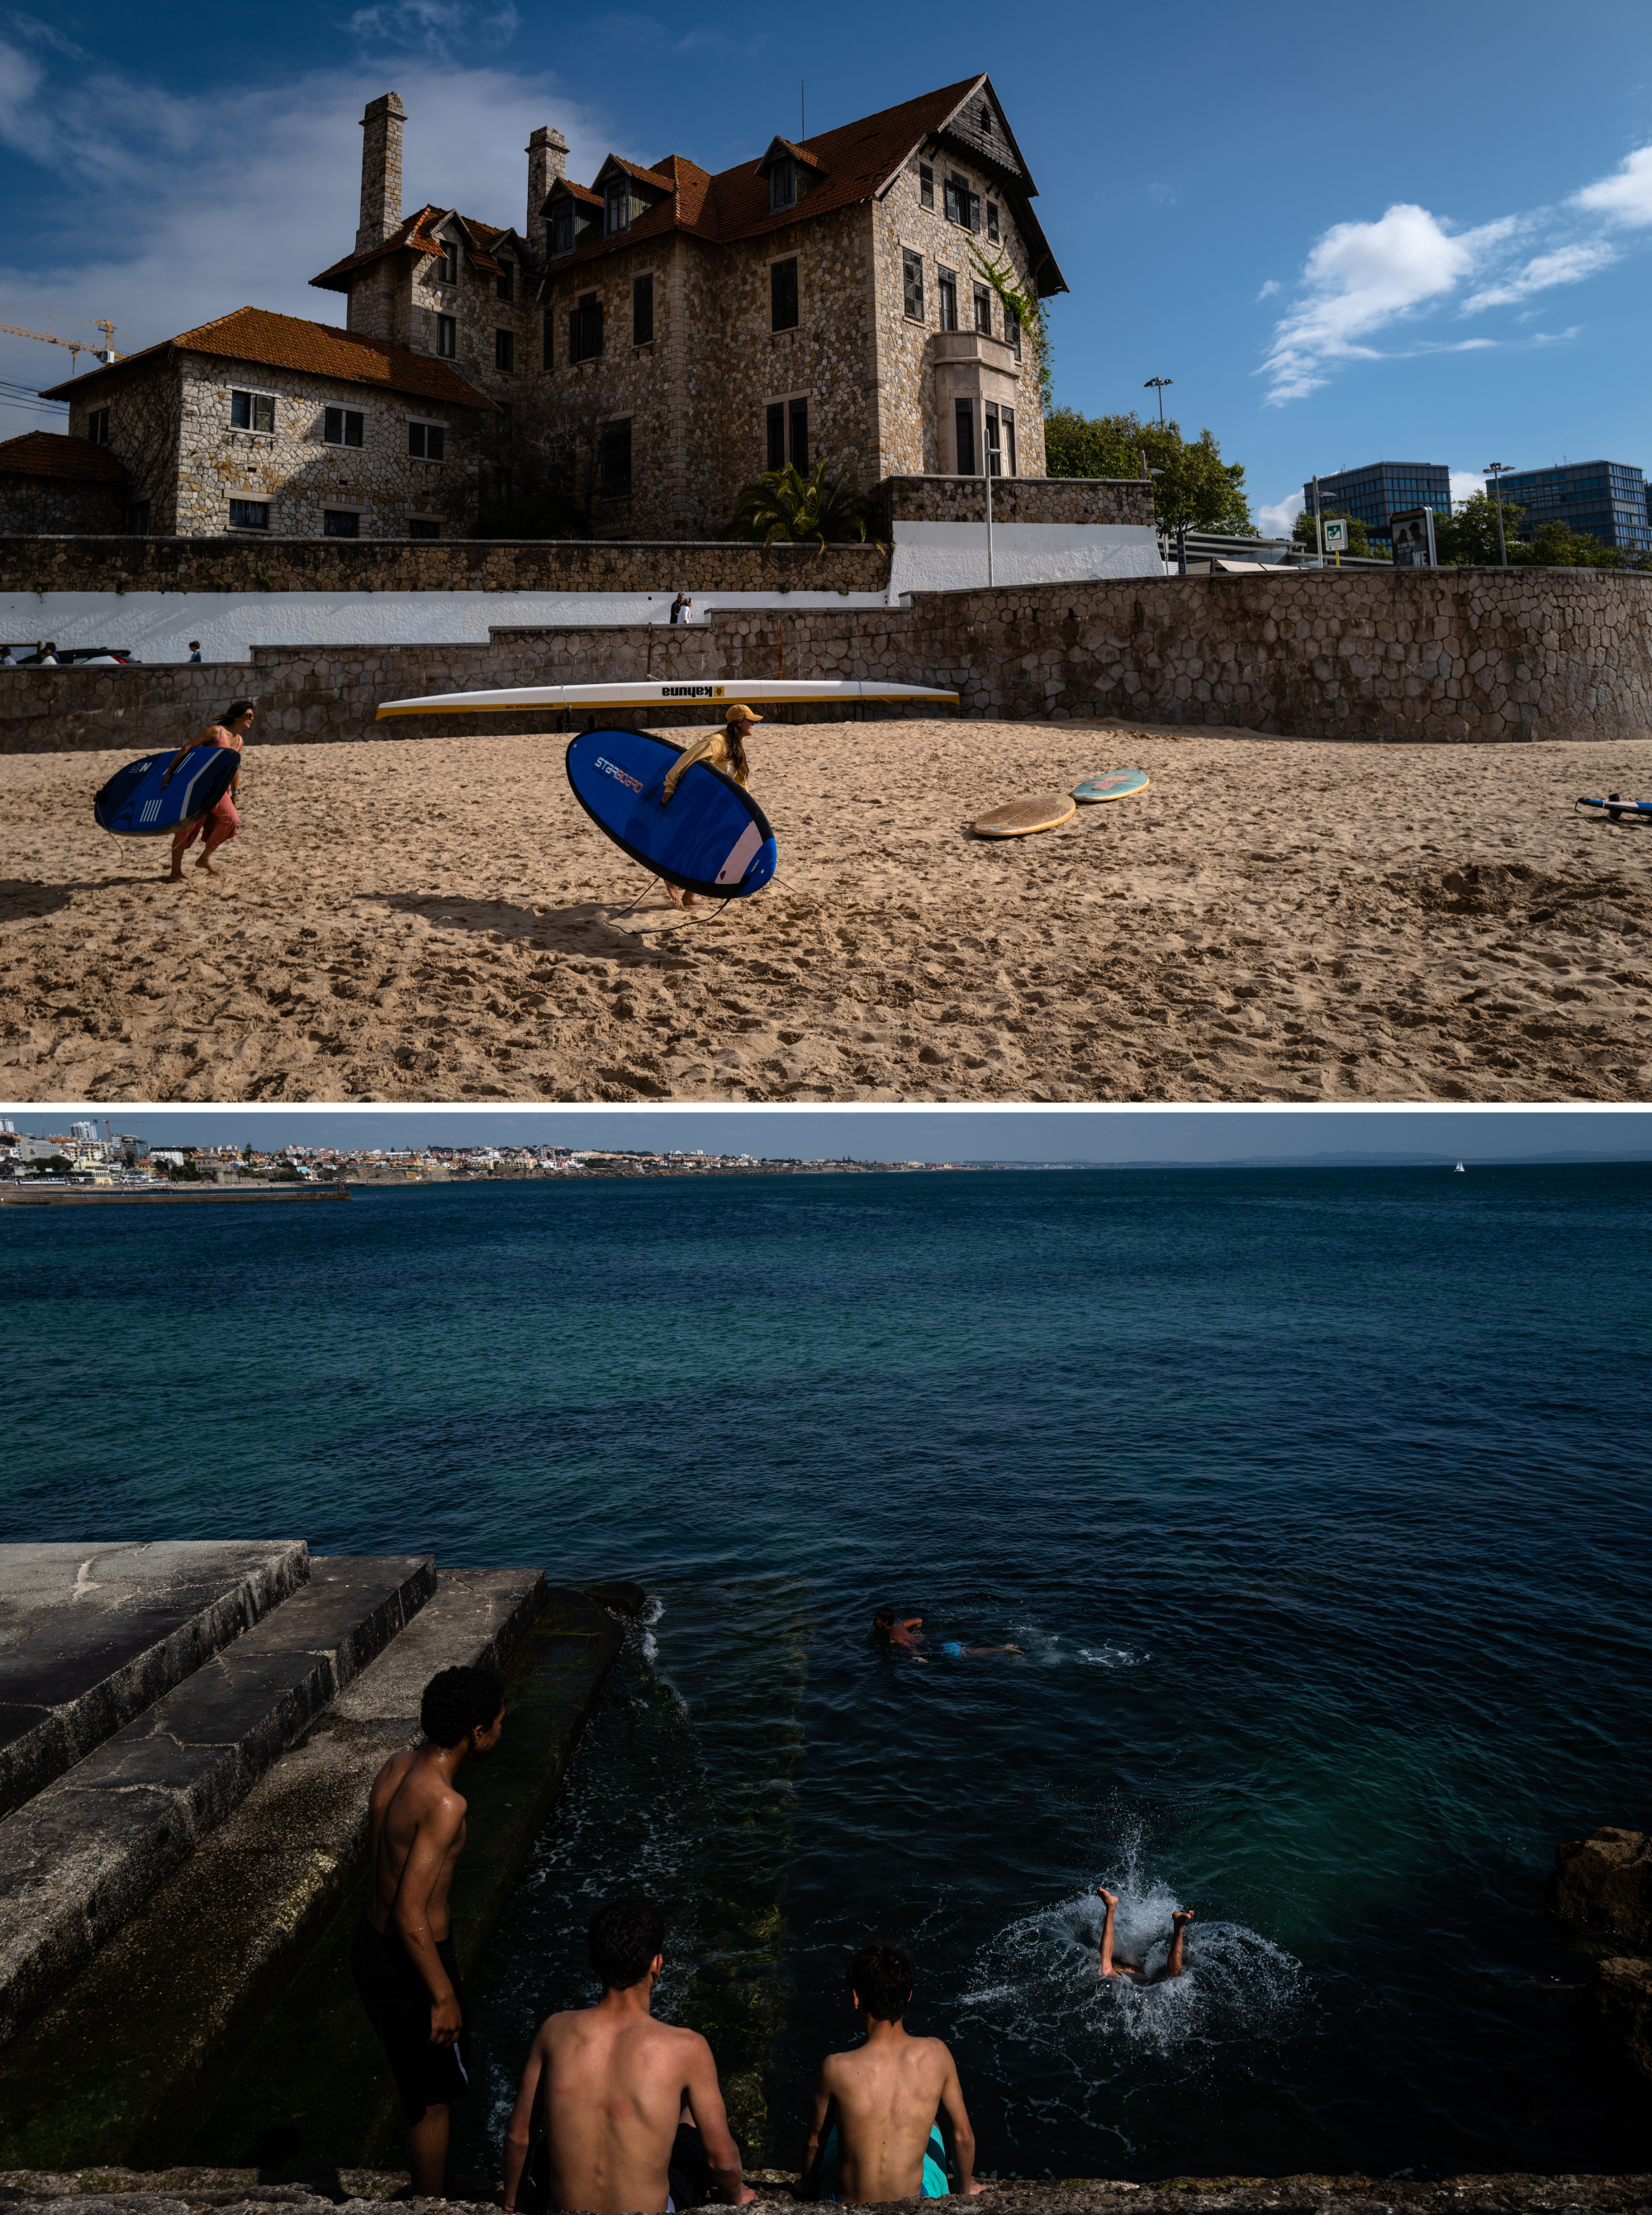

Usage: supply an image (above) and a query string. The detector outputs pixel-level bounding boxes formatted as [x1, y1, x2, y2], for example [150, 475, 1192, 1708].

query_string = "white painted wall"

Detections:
[0, 587, 891, 664]
[0, 527, 1165, 661]
[889, 520, 1165, 598]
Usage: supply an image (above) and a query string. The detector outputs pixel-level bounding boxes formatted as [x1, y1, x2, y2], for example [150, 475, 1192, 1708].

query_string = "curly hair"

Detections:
[420, 1665, 505, 1748]
[849, 1939, 914, 2022]
[588, 1896, 666, 1991]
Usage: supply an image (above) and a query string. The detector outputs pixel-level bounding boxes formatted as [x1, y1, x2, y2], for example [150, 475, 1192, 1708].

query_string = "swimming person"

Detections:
[162, 699, 254, 881]
[349, 1666, 506, 2198]
[500, 1896, 753, 2215]
[1094, 1886, 1194, 1983]
[801, 1939, 983, 2203]
[659, 703, 760, 909]
[872, 1609, 1020, 1659]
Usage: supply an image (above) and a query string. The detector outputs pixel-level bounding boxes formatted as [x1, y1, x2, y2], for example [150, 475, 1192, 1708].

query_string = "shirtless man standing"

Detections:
[349, 1665, 506, 2197]
[802, 1940, 984, 2203]
[501, 1896, 752, 2215]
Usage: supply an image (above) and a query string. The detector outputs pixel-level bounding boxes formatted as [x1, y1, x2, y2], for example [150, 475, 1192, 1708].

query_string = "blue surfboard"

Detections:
[565, 729, 778, 901]
[94, 745, 240, 838]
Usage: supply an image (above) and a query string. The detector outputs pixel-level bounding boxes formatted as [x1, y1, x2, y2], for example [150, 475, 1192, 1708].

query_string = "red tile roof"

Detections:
[0, 430, 129, 484]
[40, 307, 495, 410]
[311, 206, 523, 292]
[537, 75, 1066, 294]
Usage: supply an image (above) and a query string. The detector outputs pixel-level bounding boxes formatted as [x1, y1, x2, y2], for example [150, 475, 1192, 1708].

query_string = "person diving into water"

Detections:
[1094, 1887, 1194, 1984]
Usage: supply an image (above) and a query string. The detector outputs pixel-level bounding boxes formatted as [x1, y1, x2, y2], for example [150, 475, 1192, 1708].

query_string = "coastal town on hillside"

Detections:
[0, 1119, 990, 1186]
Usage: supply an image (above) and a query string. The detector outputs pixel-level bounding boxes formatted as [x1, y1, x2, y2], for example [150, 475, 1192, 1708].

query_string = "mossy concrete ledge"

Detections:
[0, 1577, 638, 2172]
[0, 2172, 1649, 2215]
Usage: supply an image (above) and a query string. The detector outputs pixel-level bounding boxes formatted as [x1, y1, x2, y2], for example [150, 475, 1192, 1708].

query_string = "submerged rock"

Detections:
[1583, 1956, 1652, 2088]
[1555, 1828, 1652, 1946]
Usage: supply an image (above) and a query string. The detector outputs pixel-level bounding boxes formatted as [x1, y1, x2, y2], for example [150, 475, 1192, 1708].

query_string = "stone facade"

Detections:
[43, 310, 494, 543]
[315, 75, 1066, 540]
[5, 568, 1648, 755]
[0, 435, 131, 537]
[876, 476, 1152, 528]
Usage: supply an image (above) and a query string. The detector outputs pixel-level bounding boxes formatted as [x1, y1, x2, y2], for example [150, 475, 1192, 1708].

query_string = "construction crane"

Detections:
[0, 319, 121, 374]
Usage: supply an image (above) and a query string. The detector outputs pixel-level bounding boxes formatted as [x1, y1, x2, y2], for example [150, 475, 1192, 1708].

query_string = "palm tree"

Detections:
[726, 461, 881, 549]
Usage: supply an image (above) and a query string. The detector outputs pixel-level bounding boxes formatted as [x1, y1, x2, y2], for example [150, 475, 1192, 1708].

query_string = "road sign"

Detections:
[1322, 518, 1349, 553]
[1390, 506, 1437, 568]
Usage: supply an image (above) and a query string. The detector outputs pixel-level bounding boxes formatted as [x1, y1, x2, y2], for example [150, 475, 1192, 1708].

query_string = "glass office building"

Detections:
[1494, 461, 1651, 552]
[1301, 462, 1450, 550]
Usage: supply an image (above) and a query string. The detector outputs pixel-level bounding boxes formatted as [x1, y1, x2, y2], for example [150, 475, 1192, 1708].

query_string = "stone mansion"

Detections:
[311, 74, 1066, 538]
[22, 74, 1066, 543]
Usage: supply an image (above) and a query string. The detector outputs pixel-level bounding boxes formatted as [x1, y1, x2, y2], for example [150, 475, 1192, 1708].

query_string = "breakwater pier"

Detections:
[0, 1542, 640, 2172]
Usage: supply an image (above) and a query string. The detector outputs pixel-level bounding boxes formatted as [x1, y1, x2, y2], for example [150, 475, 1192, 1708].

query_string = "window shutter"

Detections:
[903, 250, 923, 321]
[767, 402, 786, 471]
[789, 397, 808, 472]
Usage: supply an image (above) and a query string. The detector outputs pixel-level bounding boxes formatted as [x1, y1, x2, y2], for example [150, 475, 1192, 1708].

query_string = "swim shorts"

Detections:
[349, 1915, 472, 2123]
[942, 1642, 964, 1658]
[815, 2122, 950, 2199]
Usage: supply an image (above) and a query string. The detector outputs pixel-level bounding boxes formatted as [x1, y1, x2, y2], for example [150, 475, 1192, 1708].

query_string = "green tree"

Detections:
[726, 461, 880, 549]
[1043, 408, 1255, 536]
[1290, 506, 1379, 558]
[1434, 491, 1526, 566]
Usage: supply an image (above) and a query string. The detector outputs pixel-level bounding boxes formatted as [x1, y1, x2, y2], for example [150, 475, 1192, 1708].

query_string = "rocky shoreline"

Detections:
[2, 2173, 1651, 2215]
[1552, 1828, 1652, 2086]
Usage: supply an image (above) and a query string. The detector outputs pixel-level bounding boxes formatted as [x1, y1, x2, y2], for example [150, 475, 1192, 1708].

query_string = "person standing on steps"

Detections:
[350, 1665, 506, 2199]
[162, 700, 254, 882]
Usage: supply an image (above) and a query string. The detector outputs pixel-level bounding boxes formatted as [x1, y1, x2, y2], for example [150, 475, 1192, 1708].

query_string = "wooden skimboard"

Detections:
[972, 793, 1076, 839]
[1073, 768, 1150, 804]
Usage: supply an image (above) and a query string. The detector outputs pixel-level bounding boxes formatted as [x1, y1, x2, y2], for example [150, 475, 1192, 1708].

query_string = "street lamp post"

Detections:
[1485, 463, 1513, 567]
[1143, 376, 1173, 424]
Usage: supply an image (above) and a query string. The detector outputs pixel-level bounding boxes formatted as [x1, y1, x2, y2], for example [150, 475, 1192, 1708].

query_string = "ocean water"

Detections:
[2, 1165, 1649, 2179]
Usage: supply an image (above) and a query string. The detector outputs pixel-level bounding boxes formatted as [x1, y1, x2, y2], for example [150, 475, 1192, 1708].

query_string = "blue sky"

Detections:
[16, 1107, 1652, 1164]
[2, 0, 1651, 531]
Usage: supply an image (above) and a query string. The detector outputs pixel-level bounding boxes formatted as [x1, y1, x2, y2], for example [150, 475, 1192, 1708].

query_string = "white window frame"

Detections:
[406, 418, 449, 461]
[230, 388, 277, 435]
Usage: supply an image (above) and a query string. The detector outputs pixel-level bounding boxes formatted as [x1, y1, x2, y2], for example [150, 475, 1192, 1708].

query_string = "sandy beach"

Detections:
[0, 716, 1648, 1102]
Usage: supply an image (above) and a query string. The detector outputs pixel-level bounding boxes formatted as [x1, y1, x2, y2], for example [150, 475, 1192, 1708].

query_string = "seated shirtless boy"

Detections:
[1094, 1887, 1194, 1983]
[802, 1940, 984, 2203]
[501, 1896, 753, 2215]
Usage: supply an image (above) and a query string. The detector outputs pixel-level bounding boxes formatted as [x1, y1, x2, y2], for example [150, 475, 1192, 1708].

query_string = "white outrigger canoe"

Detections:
[375, 677, 960, 721]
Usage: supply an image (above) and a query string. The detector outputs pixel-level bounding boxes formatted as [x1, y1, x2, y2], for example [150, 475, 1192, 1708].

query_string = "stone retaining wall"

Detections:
[878, 474, 1154, 527]
[0, 535, 889, 600]
[4, 568, 1650, 753]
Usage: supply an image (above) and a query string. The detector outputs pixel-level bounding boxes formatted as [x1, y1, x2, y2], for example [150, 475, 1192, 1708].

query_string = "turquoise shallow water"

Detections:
[2, 1166, 1649, 2177]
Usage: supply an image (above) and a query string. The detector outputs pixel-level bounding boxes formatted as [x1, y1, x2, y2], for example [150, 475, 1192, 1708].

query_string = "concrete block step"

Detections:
[0, 1574, 632, 2173]
[0, 1553, 434, 2050]
[0, 1542, 311, 1822]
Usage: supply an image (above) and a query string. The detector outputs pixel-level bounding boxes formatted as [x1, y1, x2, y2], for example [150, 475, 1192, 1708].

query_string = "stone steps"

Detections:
[0, 1554, 435, 2047]
[0, 1570, 634, 2174]
[0, 1541, 311, 1822]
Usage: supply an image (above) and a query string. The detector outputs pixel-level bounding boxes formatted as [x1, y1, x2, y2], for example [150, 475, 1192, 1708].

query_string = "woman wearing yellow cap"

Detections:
[660, 702, 761, 908]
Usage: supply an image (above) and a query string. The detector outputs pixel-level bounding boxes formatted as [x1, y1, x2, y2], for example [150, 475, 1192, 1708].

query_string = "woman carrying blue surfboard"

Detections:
[659, 701, 760, 909]
[162, 701, 253, 883]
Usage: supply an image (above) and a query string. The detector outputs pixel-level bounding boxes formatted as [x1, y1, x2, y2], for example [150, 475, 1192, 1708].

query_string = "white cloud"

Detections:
[1258, 202, 1515, 402]
[1256, 278, 1280, 301]
[1258, 491, 1304, 538]
[0, 36, 54, 160]
[1464, 239, 1618, 311]
[1259, 146, 1652, 403]
[1449, 470, 1483, 506]
[1148, 182, 1177, 207]
[1573, 143, 1652, 227]
[0, 47, 618, 400]
[1530, 326, 1582, 345]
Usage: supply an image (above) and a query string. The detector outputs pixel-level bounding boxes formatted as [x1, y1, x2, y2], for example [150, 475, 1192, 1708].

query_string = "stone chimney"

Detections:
[526, 126, 567, 256]
[358, 93, 406, 256]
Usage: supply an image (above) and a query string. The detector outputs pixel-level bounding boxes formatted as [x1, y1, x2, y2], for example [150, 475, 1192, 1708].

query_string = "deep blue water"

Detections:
[2, 1167, 1650, 2179]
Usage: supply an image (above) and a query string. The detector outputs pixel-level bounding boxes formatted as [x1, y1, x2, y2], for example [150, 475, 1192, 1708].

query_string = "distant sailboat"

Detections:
[1455, 1160, 1465, 1172]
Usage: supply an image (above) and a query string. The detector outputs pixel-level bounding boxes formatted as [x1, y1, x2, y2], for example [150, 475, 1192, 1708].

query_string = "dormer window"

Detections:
[438, 237, 459, 283]
[605, 177, 629, 235]
[770, 156, 795, 212]
[550, 203, 574, 257]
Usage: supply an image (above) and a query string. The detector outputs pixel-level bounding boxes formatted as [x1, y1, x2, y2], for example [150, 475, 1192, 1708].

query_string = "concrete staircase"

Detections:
[0, 1543, 638, 2173]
